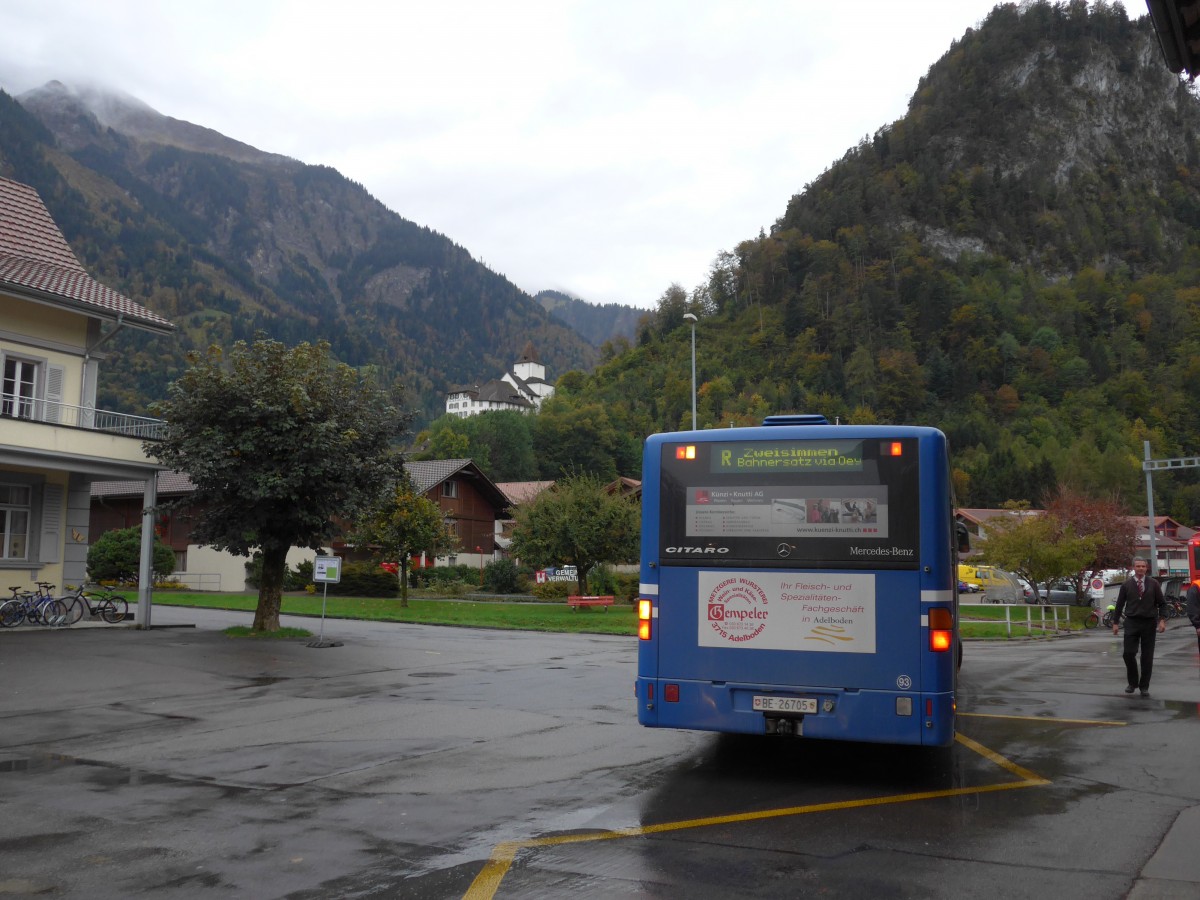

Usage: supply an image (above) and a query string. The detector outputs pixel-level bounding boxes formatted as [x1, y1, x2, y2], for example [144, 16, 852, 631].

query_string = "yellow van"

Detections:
[957, 564, 1011, 594]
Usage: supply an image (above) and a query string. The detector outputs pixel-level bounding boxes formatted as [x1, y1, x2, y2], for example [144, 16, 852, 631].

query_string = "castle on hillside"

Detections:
[444, 341, 554, 418]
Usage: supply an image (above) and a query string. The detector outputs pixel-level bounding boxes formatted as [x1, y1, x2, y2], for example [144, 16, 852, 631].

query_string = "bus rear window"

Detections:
[659, 438, 920, 569]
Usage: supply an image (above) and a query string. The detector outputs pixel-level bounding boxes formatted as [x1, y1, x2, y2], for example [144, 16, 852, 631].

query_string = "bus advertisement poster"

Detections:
[696, 571, 876, 653]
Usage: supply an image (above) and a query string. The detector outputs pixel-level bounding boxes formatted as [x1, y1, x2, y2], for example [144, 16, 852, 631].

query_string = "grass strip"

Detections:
[154, 592, 637, 636]
[158, 594, 1097, 640]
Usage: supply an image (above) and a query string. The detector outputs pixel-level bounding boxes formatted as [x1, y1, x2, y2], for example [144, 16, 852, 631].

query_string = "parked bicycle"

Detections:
[1, 584, 68, 627]
[59, 584, 128, 625]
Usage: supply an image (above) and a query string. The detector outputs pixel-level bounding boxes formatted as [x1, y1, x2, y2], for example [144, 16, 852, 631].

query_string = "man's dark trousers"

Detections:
[1122, 616, 1158, 690]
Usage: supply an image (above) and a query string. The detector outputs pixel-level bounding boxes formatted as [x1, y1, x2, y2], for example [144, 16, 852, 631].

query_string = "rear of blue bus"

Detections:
[635, 421, 957, 747]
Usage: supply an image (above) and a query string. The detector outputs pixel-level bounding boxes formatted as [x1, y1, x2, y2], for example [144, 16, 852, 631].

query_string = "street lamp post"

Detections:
[683, 313, 697, 430]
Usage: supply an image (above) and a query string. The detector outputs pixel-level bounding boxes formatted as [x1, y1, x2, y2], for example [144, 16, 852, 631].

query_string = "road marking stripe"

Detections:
[463, 732, 1046, 900]
[958, 711, 1126, 727]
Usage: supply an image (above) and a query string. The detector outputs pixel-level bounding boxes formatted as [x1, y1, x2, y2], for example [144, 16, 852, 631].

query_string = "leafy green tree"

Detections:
[354, 473, 458, 607]
[469, 411, 537, 481]
[149, 337, 408, 631]
[509, 472, 639, 594]
[978, 513, 1102, 603]
[87, 526, 176, 585]
[533, 402, 622, 479]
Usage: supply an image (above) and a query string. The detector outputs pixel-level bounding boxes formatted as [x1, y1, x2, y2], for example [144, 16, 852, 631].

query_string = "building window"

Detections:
[2, 358, 38, 420]
[443, 479, 458, 499]
[0, 483, 31, 560]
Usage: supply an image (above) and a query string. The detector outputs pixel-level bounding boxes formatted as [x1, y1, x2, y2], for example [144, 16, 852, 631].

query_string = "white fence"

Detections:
[167, 573, 223, 592]
[960, 600, 1076, 637]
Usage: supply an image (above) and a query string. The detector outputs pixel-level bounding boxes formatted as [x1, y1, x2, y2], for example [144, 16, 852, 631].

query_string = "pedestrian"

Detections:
[1112, 556, 1166, 697]
[1185, 574, 1200, 656]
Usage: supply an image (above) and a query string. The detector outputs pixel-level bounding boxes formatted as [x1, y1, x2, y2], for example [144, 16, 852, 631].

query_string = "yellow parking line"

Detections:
[958, 711, 1126, 727]
[463, 732, 1046, 900]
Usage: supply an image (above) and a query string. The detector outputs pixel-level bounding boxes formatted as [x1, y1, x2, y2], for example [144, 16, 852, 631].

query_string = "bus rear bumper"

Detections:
[637, 678, 955, 747]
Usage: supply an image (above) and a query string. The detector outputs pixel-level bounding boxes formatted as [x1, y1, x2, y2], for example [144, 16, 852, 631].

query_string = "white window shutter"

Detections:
[39, 483, 64, 564]
[44, 364, 64, 423]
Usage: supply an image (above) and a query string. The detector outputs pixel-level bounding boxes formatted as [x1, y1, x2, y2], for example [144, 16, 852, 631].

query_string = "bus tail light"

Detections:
[664, 684, 680, 702]
[638, 599, 653, 640]
[929, 608, 953, 652]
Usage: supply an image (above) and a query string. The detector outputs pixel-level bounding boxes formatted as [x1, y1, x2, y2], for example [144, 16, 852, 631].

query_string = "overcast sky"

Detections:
[0, 1, 1086, 309]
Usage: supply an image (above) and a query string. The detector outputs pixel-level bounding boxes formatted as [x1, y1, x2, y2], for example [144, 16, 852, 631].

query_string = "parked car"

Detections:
[1028, 581, 1077, 605]
[958, 580, 979, 593]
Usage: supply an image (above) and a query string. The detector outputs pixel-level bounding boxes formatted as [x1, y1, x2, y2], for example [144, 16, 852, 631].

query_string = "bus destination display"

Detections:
[710, 439, 864, 473]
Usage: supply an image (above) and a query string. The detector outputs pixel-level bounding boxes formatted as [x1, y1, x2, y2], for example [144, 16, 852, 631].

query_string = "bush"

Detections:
[482, 559, 521, 594]
[531, 581, 573, 600]
[613, 571, 640, 604]
[413, 564, 478, 588]
[324, 561, 399, 597]
[88, 526, 175, 584]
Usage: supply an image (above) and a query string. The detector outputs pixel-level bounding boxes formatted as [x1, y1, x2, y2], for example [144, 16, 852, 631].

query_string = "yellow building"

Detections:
[1, 176, 173, 619]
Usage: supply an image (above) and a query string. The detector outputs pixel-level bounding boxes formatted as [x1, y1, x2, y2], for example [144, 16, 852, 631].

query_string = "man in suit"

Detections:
[1112, 556, 1166, 697]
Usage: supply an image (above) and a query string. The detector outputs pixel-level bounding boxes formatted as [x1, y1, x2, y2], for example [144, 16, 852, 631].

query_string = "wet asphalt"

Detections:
[1, 606, 1199, 899]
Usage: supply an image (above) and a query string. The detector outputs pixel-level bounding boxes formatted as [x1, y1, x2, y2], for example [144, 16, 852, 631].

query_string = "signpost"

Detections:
[308, 555, 343, 648]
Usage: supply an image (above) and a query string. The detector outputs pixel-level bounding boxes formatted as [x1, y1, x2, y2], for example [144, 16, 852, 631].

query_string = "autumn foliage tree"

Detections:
[1043, 485, 1137, 598]
[979, 512, 1103, 605]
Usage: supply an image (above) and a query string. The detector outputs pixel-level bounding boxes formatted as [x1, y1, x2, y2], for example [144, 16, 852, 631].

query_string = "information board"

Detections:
[313, 556, 342, 584]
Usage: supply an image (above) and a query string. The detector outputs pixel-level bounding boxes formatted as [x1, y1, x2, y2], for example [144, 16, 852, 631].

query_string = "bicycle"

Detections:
[1, 585, 67, 627]
[60, 584, 128, 625]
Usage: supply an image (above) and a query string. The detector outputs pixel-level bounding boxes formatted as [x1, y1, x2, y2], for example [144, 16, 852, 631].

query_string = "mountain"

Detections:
[535, 289, 643, 347]
[0, 81, 597, 424]
[542, 2, 1200, 521]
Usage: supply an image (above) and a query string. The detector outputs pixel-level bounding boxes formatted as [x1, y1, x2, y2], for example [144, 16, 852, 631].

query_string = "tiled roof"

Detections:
[406, 459, 511, 512]
[91, 471, 194, 498]
[405, 459, 473, 495]
[0, 176, 173, 334]
[495, 480, 555, 505]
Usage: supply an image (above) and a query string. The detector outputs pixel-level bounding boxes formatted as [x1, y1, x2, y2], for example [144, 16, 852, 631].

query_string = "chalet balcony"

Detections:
[2, 393, 166, 440]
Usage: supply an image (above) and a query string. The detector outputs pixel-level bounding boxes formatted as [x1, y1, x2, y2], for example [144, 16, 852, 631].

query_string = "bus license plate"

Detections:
[753, 696, 816, 714]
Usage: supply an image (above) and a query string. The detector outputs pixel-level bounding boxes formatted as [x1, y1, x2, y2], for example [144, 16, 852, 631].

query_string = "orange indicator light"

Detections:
[675, 445, 696, 460]
[889, 441, 903, 456]
[638, 599, 653, 640]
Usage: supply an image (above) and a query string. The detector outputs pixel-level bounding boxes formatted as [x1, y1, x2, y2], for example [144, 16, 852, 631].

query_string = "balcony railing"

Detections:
[1, 393, 166, 440]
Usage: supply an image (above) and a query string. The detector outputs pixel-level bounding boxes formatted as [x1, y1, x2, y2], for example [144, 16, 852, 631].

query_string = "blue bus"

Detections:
[636, 415, 961, 747]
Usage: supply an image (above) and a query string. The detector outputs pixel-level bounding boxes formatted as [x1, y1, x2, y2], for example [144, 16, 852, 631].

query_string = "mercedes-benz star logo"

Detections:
[776, 542, 792, 558]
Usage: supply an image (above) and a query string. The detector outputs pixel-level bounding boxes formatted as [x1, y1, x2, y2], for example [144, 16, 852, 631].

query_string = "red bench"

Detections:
[567, 595, 614, 611]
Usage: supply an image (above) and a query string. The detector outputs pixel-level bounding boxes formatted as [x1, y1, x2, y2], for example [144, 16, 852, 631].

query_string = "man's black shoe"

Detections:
[1124, 685, 1136, 693]
[1140, 690, 1150, 698]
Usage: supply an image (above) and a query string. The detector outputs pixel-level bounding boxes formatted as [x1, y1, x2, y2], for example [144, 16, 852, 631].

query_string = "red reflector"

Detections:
[664, 684, 680, 702]
[926, 699, 933, 716]
[929, 608, 953, 629]
[647, 684, 654, 701]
